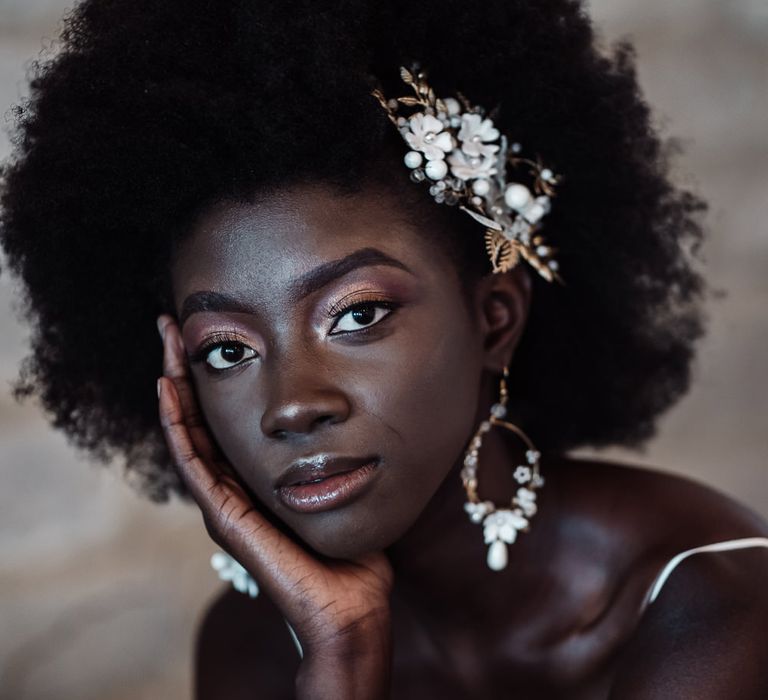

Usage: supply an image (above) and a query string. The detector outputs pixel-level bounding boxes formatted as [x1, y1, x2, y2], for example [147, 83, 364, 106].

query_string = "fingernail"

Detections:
[157, 378, 162, 398]
[156, 317, 166, 340]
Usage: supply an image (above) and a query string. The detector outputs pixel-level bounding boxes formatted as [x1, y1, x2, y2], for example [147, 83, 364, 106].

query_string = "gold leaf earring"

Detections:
[461, 366, 544, 571]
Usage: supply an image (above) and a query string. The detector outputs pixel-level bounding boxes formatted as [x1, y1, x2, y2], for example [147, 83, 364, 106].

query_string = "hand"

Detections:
[156, 314, 394, 698]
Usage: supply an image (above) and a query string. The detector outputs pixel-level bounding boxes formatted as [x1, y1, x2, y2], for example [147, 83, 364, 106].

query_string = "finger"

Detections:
[158, 376, 317, 604]
[157, 314, 225, 467]
[157, 313, 188, 380]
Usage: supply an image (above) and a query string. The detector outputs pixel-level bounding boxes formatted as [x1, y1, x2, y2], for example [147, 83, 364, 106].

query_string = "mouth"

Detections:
[275, 455, 381, 514]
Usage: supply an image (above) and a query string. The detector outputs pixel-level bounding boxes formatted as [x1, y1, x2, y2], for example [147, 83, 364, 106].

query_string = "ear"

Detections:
[472, 265, 532, 373]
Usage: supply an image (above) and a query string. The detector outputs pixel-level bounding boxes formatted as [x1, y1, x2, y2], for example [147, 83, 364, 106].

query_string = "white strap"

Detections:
[646, 536, 768, 605]
[284, 618, 304, 659]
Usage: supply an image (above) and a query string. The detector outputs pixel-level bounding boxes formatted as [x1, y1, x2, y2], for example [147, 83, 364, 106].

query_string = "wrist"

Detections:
[295, 621, 392, 700]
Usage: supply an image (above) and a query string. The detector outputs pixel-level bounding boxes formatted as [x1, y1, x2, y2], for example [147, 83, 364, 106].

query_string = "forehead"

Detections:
[170, 184, 448, 299]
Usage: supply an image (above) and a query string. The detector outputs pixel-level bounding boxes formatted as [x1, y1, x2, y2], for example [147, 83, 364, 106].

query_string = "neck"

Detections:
[385, 423, 545, 627]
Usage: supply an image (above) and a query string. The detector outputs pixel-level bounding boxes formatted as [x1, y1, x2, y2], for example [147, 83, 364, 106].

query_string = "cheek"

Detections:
[359, 310, 484, 500]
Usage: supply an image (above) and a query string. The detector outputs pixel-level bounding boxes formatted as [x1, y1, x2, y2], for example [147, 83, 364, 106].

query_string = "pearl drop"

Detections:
[541, 168, 553, 182]
[504, 184, 532, 211]
[404, 151, 423, 169]
[425, 159, 448, 180]
[472, 179, 491, 196]
[487, 540, 508, 571]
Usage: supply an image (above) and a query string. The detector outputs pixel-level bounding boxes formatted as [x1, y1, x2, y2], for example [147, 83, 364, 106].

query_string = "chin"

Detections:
[294, 516, 403, 562]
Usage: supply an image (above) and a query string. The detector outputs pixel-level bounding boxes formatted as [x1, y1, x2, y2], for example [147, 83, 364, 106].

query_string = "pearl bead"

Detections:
[425, 159, 448, 180]
[404, 151, 423, 169]
[504, 184, 532, 211]
[472, 179, 491, 196]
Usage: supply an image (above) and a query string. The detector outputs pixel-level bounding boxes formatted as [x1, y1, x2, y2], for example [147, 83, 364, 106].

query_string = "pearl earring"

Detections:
[461, 366, 544, 571]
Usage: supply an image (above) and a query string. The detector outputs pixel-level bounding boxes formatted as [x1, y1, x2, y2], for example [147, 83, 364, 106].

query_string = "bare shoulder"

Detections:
[553, 457, 768, 696]
[195, 587, 299, 700]
[607, 541, 768, 698]
[553, 455, 768, 543]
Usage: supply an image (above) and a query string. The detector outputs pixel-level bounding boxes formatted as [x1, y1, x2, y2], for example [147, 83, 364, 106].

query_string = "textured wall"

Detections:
[1, 1, 766, 697]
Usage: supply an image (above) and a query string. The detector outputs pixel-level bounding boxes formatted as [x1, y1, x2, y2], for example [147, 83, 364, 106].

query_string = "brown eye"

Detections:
[205, 342, 257, 370]
[330, 302, 394, 334]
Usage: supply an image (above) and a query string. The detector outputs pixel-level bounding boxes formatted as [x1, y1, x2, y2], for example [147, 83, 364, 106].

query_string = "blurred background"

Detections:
[1, 0, 766, 697]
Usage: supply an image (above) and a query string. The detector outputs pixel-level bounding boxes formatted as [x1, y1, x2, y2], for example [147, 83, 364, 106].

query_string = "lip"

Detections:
[275, 455, 380, 514]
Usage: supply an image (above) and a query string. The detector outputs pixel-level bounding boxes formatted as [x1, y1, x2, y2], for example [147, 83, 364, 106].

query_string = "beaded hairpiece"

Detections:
[372, 66, 563, 283]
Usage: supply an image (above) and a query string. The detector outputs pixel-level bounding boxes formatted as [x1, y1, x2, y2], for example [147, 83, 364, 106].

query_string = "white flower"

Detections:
[464, 500, 493, 524]
[483, 509, 528, 544]
[447, 150, 498, 181]
[516, 487, 537, 517]
[458, 113, 500, 158]
[404, 113, 454, 161]
[513, 465, 532, 484]
[526, 449, 540, 465]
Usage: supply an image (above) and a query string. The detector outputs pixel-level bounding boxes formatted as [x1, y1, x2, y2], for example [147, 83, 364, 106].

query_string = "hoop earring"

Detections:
[461, 366, 544, 571]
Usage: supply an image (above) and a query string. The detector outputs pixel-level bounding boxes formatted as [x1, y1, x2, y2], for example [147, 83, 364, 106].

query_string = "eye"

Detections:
[329, 301, 396, 335]
[205, 342, 257, 370]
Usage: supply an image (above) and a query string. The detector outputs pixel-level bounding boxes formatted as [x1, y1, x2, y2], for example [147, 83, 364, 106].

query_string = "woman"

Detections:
[2, 0, 767, 697]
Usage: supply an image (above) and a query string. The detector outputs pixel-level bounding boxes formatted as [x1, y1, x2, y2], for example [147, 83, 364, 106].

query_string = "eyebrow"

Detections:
[179, 247, 413, 325]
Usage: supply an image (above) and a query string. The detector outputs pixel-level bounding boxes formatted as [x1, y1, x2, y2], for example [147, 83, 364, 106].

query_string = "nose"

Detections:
[260, 365, 352, 440]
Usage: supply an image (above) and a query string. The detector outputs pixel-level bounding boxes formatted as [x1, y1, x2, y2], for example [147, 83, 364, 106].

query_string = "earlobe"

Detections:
[476, 266, 532, 372]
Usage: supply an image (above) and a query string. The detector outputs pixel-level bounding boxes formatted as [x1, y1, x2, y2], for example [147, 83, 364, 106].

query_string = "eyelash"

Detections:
[327, 294, 400, 335]
[190, 296, 399, 373]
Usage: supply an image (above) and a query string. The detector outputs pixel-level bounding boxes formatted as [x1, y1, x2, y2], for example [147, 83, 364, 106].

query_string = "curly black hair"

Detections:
[0, 0, 707, 501]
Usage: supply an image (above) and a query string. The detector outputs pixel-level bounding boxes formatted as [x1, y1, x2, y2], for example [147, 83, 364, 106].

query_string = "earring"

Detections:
[210, 551, 260, 598]
[461, 366, 544, 571]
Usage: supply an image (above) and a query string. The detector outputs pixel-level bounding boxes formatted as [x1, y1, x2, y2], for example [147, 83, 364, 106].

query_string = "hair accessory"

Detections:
[461, 366, 544, 571]
[372, 65, 563, 283]
[210, 551, 259, 598]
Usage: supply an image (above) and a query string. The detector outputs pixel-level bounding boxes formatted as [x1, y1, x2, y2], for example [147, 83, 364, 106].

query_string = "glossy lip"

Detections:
[275, 454, 380, 489]
[275, 456, 381, 514]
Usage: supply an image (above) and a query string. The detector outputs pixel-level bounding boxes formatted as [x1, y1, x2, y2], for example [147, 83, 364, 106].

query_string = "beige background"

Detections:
[1, 1, 766, 697]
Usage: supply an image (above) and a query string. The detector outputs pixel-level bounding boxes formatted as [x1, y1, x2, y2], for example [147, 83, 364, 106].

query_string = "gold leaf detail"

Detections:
[397, 96, 421, 106]
[400, 67, 414, 84]
[484, 229, 520, 273]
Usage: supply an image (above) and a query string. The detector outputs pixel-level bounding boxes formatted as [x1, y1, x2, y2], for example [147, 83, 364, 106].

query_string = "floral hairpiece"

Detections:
[372, 66, 563, 283]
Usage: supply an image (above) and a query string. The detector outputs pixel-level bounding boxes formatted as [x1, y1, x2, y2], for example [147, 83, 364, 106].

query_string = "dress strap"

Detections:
[645, 536, 768, 605]
[284, 618, 304, 659]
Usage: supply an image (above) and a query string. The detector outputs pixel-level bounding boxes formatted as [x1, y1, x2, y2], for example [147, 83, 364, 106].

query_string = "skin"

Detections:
[157, 183, 768, 698]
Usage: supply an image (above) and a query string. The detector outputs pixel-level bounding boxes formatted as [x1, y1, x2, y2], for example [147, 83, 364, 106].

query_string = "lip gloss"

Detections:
[277, 461, 379, 513]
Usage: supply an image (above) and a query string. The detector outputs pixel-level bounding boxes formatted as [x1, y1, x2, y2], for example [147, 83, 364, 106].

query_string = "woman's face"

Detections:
[170, 184, 489, 559]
